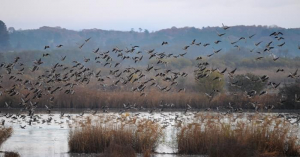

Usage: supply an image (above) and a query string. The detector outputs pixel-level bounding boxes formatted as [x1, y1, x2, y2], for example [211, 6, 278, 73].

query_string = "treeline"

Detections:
[5, 25, 300, 57]
[1, 48, 300, 70]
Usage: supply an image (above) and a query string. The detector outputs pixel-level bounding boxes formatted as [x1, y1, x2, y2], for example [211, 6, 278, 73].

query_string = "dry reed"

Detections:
[0, 127, 12, 146]
[0, 127, 18, 157]
[68, 117, 163, 155]
[177, 113, 300, 157]
[4, 152, 20, 157]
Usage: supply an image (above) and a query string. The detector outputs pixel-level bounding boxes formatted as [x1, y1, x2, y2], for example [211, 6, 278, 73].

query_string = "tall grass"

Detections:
[4, 152, 20, 157]
[68, 116, 163, 155]
[55, 89, 209, 109]
[177, 113, 300, 156]
[0, 88, 281, 110]
[0, 127, 12, 146]
[0, 127, 19, 157]
[0, 65, 287, 110]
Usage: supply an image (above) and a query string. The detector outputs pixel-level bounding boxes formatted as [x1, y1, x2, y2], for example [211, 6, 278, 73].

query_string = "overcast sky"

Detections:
[1, 0, 299, 31]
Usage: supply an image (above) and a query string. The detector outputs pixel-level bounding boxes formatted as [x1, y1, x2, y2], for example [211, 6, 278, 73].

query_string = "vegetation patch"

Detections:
[68, 117, 163, 156]
[0, 127, 12, 146]
[177, 113, 300, 157]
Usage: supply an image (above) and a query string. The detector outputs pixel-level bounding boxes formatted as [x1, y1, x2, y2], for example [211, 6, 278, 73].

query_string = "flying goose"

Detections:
[288, 69, 298, 78]
[222, 23, 230, 30]
[276, 68, 284, 73]
[203, 43, 210, 47]
[195, 42, 201, 46]
[259, 91, 267, 96]
[79, 43, 85, 49]
[191, 39, 196, 45]
[256, 57, 263, 60]
[177, 88, 185, 92]
[196, 56, 202, 60]
[249, 34, 256, 39]
[214, 40, 221, 44]
[183, 46, 189, 50]
[255, 41, 262, 46]
[273, 56, 279, 61]
[162, 41, 168, 45]
[216, 32, 226, 37]
[85, 37, 91, 42]
[218, 68, 227, 75]
[43, 53, 50, 57]
[278, 42, 285, 47]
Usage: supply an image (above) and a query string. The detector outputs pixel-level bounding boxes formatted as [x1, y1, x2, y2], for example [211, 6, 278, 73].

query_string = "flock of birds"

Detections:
[0, 23, 300, 129]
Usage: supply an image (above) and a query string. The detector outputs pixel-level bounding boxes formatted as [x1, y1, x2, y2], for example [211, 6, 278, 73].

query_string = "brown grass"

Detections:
[177, 113, 300, 157]
[4, 152, 20, 157]
[68, 117, 163, 155]
[0, 127, 18, 157]
[0, 88, 283, 110]
[0, 64, 288, 110]
[54, 89, 210, 109]
[0, 127, 13, 146]
[0, 88, 280, 110]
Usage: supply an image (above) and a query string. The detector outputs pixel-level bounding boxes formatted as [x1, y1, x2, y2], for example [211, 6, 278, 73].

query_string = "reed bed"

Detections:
[0, 127, 19, 157]
[0, 88, 281, 110]
[68, 116, 163, 156]
[4, 152, 20, 157]
[177, 113, 300, 157]
[0, 127, 12, 146]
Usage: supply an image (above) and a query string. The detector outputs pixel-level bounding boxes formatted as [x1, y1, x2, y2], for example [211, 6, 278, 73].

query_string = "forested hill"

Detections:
[7, 25, 300, 57]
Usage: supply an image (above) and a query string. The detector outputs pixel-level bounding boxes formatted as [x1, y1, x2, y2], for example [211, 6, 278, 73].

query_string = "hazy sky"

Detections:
[1, 0, 300, 31]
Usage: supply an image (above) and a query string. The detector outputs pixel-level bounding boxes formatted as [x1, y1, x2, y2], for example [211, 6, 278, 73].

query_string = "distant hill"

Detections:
[7, 25, 300, 57]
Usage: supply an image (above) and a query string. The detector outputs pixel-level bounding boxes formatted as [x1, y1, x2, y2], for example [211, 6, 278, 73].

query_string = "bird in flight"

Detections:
[85, 37, 91, 42]
[222, 23, 230, 30]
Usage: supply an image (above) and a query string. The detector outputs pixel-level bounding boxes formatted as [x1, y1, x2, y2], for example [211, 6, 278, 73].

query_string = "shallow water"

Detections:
[0, 111, 298, 157]
[1, 114, 69, 157]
